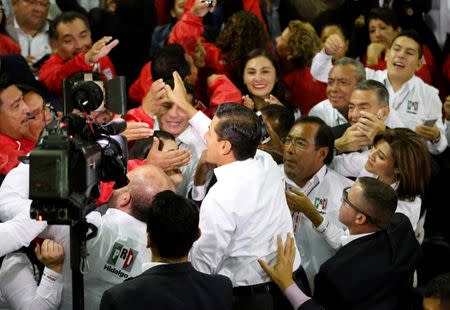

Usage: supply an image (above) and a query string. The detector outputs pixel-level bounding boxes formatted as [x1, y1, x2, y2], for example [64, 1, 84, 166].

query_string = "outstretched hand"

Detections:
[258, 234, 296, 291]
[146, 137, 191, 171]
[85, 36, 119, 65]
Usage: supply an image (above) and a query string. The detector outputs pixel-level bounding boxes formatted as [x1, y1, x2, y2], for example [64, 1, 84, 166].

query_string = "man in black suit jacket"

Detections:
[100, 191, 233, 310]
[260, 177, 420, 310]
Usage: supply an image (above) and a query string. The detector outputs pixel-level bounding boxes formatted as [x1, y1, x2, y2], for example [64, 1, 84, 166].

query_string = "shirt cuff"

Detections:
[315, 218, 329, 233]
[284, 283, 311, 309]
[191, 184, 207, 201]
[41, 267, 62, 288]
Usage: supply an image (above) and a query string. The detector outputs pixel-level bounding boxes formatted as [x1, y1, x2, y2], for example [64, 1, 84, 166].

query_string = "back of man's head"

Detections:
[353, 79, 389, 107]
[260, 105, 294, 140]
[151, 44, 190, 86]
[215, 103, 261, 161]
[146, 190, 199, 259]
[126, 165, 175, 222]
[358, 177, 397, 230]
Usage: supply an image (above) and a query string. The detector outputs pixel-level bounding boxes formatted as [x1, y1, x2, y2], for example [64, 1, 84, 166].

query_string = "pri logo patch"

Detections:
[104, 242, 139, 279]
[314, 197, 328, 214]
[406, 100, 419, 114]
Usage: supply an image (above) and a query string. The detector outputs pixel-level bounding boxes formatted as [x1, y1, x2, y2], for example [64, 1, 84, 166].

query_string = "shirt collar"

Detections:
[214, 157, 253, 181]
[13, 17, 49, 34]
[176, 125, 193, 147]
[384, 73, 414, 95]
[284, 165, 328, 193]
[141, 261, 167, 272]
[340, 232, 374, 247]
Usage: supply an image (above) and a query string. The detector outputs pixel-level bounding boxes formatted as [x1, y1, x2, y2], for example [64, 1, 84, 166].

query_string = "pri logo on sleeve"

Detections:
[314, 197, 328, 214]
[103, 242, 139, 279]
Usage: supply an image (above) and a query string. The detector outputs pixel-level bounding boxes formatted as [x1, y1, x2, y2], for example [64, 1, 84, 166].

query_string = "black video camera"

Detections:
[28, 73, 129, 225]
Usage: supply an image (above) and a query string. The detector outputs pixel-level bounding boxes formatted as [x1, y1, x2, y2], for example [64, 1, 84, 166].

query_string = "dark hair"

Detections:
[424, 273, 450, 302]
[146, 190, 199, 259]
[390, 29, 423, 59]
[216, 11, 269, 76]
[151, 44, 190, 85]
[373, 128, 431, 200]
[128, 130, 176, 160]
[214, 103, 261, 161]
[357, 176, 397, 230]
[260, 105, 294, 140]
[353, 80, 389, 107]
[0, 1, 7, 35]
[333, 57, 366, 83]
[0, 72, 14, 105]
[49, 11, 91, 41]
[293, 116, 334, 164]
[368, 8, 400, 30]
[285, 20, 322, 69]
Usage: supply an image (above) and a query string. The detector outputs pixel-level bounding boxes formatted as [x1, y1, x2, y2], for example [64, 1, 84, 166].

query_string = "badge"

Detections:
[407, 100, 419, 114]
[314, 197, 328, 214]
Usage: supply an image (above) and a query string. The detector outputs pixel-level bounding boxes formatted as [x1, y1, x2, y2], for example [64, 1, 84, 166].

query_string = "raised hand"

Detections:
[146, 137, 191, 171]
[85, 36, 119, 65]
[35, 239, 65, 273]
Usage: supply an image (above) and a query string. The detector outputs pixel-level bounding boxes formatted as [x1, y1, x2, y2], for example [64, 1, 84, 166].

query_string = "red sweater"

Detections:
[38, 52, 116, 96]
[0, 134, 35, 175]
[124, 106, 156, 128]
[128, 61, 152, 104]
[0, 34, 21, 55]
[283, 67, 327, 115]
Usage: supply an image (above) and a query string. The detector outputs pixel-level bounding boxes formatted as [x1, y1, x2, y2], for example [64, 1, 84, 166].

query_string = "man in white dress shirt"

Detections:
[283, 116, 353, 290]
[6, 0, 52, 69]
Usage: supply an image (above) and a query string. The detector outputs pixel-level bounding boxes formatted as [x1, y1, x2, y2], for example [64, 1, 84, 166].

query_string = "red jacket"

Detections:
[124, 106, 156, 128]
[168, 11, 229, 77]
[0, 34, 21, 55]
[0, 134, 35, 175]
[207, 75, 242, 116]
[283, 67, 327, 115]
[184, 0, 265, 25]
[38, 52, 116, 96]
[128, 61, 152, 104]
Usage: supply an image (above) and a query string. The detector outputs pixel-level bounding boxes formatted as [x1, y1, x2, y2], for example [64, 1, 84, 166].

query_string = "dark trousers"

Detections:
[232, 267, 311, 310]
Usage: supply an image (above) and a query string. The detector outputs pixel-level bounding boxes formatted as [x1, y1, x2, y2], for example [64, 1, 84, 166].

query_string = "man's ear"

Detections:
[355, 213, 366, 225]
[50, 39, 58, 53]
[318, 146, 329, 162]
[147, 232, 152, 248]
[195, 228, 201, 242]
[220, 140, 233, 156]
[377, 106, 389, 119]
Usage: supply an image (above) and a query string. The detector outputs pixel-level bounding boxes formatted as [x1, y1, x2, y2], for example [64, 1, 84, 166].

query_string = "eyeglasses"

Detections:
[26, 101, 52, 121]
[341, 186, 382, 228]
[23, 0, 50, 8]
[282, 136, 308, 149]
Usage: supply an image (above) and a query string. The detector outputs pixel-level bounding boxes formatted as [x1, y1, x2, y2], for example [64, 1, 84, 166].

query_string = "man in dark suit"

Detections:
[260, 177, 421, 310]
[100, 190, 233, 310]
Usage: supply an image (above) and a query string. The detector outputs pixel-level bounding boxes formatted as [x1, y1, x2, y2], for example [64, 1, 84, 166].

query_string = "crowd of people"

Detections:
[1, 0, 450, 309]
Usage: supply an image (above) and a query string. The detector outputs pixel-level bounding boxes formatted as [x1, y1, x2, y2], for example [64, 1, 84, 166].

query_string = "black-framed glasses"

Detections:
[341, 186, 382, 228]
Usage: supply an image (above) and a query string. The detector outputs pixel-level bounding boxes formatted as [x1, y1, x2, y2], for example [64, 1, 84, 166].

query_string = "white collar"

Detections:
[141, 261, 167, 272]
[13, 17, 49, 34]
[340, 232, 374, 247]
[284, 165, 328, 194]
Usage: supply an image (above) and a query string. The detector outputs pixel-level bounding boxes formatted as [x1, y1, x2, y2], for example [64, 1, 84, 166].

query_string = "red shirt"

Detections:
[124, 106, 156, 128]
[128, 61, 152, 104]
[0, 34, 21, 55]
[283, 67, 327, 115]
[208, 75, 242, 116]
[38, 52, 116, 96]
[0, 134, 35, 175]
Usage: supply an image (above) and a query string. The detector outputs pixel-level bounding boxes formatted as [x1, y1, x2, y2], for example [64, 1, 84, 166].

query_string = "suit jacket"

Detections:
[100, 262, 233, 310]
[300, 213, 420, 310]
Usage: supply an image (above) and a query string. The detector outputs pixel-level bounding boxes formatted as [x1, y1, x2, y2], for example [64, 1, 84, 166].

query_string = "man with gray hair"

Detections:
[309, 57, 366, 127]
